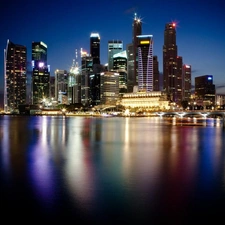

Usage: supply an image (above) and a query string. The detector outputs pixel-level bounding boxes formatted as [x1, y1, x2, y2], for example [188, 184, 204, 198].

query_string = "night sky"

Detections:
[0, 0, 225, 98]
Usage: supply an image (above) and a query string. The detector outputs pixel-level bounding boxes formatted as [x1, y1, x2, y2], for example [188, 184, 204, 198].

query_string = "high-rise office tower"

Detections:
[183, 64, 191, 102]
[113, 50, 127, 94]
[100, 72, 119, 105]
[55, 70, 68, 104]
[137, 35, 153, 92]
[133, 13, 142, 84]
[81, 50, 93, 106]
[90, 33, 100, 65]
[68, 56, 81, 104]
[126, 43, 134, 92]
[127, 13, 142, 92]
[176, 56, 183, 103]
[32, 41, 50, 105]
[153, 56, 159, 91]
[163, 23, 178, 102]
[89, 73, 101, 107]
[4, 40, 27, 113]
[108, 40, 123, 71]
[195, 75, 215, 105]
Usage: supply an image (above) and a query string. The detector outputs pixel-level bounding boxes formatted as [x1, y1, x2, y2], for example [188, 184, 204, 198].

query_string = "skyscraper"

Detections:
[81, 50, 93, 106]
[90, 33, 100, 65]
[100, 72, 119, 105]
[4, 40, 27, 113]
[153, 56, 159, 91]
[195, 75, 215, 106]
[108, 40, 123, 71]
[163, 23, 178, 102]
[113, 50, 127, 94]
[183, 64, 191, 102]
[127, 13, 142, 92]
[176, 56, 183, 103]
[137, 35, 153, 92]
[32, 41, 50, 105]
[55, 70, 68, 104]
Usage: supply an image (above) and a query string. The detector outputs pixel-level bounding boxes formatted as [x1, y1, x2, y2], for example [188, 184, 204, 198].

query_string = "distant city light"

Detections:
[39, 62, 44, 68]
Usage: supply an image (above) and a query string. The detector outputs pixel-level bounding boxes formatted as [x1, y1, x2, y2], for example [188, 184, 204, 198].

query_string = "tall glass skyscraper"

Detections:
[127, 13, 142, 93]
[32, 41, 50, 105]
[108, 40, 123, 71]
[183, 64, 192, 102]
[113, 50, 127, 95]
[4, 40, 27, 113]
[90, 33, 100, 65]
[163, 23, 178, 102]
[137, 35, 153, 92]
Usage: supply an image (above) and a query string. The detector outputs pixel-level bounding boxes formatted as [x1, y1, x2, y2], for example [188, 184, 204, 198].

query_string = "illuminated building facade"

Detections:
[119, 91, 170, 110]
[90, 33, 100, 65]
[68, 54, 81, 104]
[127, 13, 142, 93]
[32, 41, 50, 104]
[108, 40, 123, 71]
[137, 35, 153, 92]
[89, 73, 101, 106]
[4, 40, 27, 112]
[183, 64, 191, 101]
[163, 23, 178, 102]
[55, 70, 68, 104]
[126, 43, 134, 92]
[153, 56, 159, 91]
[100, 72, 119, 105]
[195, 75, 215, 105]
[176, 56, 183, 103]
[113, 50, 127, 95]
[81, 51, 93, 106]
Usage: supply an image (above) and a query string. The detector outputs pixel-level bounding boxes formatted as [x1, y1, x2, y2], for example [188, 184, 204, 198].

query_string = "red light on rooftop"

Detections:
[172, 23, 176, 27]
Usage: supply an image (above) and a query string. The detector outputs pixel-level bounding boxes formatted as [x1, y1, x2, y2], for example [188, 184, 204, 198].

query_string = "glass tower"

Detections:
[163, 23, 178, 101]
[90, 33, 100, 65]
[32, 41, 50, 105]
[108, 40, 123, 71]
[137, 35, 153, 92]
[4, 40, 27, 113]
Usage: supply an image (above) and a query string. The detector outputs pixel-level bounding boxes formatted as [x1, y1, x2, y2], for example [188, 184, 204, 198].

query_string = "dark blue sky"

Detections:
[0, 0, 225, 94]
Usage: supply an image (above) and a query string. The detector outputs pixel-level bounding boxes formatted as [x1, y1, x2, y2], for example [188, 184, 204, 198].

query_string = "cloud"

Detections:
[124, 7, 137, 14]
[216, 84, 225, 89]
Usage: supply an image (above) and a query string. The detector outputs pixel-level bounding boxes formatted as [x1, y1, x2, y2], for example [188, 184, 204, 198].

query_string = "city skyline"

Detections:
[0, 0, 224, 99]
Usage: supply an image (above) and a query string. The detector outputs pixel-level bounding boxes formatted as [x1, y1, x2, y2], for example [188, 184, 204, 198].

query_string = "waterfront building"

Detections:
[55, 70, 68, 104]
[195, 75, 215, 106]
[183, 64, 192, 102]
[163, 23, 178, 102]
[113, 50, 127, 95]
[216, 94, 225, 107]
[100, 71, 119, 105]
[4, 40, 27, 113]
[119, 91, 170, 110]
[32, 41, 50, 105]
[153, 56, 160, 91]
[137, 35, 153, 92]
[108, 40, 123, 71]
[90, 33, 100, 65]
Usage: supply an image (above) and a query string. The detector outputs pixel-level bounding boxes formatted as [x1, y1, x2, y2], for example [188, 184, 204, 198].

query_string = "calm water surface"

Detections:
[1, 115, 225, 224]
